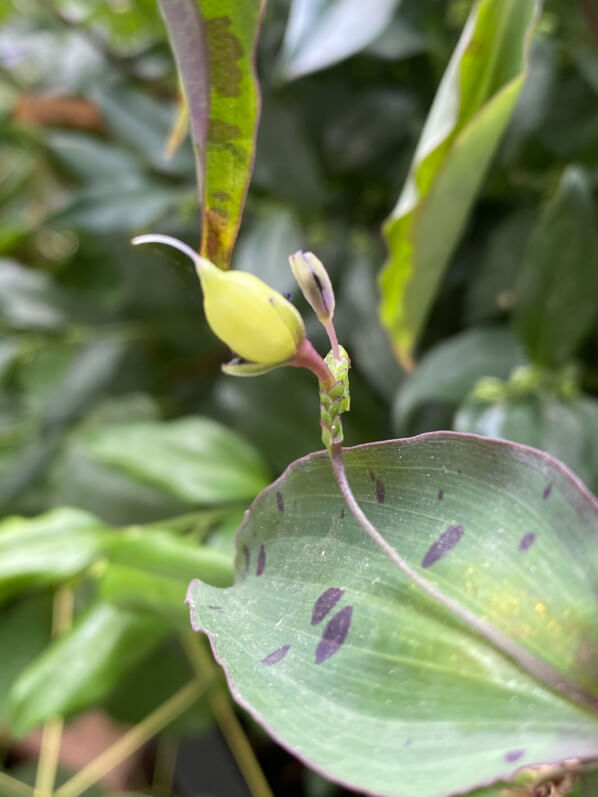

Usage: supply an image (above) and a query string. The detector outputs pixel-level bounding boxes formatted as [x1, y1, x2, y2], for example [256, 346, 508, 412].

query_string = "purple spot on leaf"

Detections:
[276, 491, 284, 513]
[369, 470, 376, 482]
[543, 482, 552, 499]
[421, 524, 464, 568]
[261, 645, 290, 666]
[339, 508, 345, 520]
[311, 588, 344, 626]
[438, 489, 444, 500]
[519, 532, 535, 552]
[403, 738, 413, 748]
[257, 544, 266, 576]
[207, 605, 222, 611]
[243, 544, 250, 573]
[505, 749, 525, 763]
[315, 606, 353, 664]
[375, 479, 385, 504]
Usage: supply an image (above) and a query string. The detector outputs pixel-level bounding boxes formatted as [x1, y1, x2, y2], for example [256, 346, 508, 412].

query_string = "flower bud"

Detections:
[289, 251, 335, 324]
[133, 234, 305, 373]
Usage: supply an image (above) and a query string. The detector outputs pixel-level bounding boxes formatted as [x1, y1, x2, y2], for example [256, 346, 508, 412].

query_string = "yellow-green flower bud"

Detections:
[133, 234, 305, 372]
[289, 251, 335, 324]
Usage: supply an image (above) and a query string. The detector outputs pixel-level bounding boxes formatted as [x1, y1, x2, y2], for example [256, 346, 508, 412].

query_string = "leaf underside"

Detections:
[187, 433, 598, 797]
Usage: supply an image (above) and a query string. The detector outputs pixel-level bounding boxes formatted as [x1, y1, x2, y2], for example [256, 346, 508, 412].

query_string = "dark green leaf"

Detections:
[514, 166, 598, 367]
[9, 602, 167, 735]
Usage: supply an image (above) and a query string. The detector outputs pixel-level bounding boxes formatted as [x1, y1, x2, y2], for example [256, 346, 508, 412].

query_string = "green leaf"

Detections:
[513, 166, 598, 367]
[159, 0, 264, 267]
[393, 327, 526, 434]
[455, 394, 598, 494]
[86, 417, 270, 504]
[100, 529, 234, 626]
[9, 602, 167, 735]
[0, 508, 104, 602]
[0, 259, 66, 331]
[187, 435, 598, 797]
[277, 0, 400, 81]
[0, 595, 52, 730]
[379, 0, 539, 368]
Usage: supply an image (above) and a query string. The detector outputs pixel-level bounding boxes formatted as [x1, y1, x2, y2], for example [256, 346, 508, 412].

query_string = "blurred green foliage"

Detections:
[0, 0, 597, 795]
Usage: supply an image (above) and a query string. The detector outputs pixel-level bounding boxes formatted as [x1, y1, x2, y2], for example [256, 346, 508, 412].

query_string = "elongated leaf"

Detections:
[514, 166, 598, 367]
[86, 417, 270, 504]
[187, 434, 598, 797]
[278, 0, 400, 81]
[0, 508, 104, 602]
[9, 602, 167, 735]
[159, 0, 264, 267]
[379, 0, 538, 368]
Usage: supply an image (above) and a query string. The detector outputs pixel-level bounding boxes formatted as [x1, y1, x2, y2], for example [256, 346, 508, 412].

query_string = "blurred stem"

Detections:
[54, 680, 207, 797]
[0, 772, 34, 797]
[182, 634, 274, 797]
[328, 444, 598, 716]
[152, 737, 178, 797]
[34, 587, 74, 797]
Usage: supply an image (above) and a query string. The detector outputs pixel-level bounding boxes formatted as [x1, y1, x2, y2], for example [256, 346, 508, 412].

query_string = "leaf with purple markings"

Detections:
[159, 0, 264, 268]
[187, 433, 598, 797]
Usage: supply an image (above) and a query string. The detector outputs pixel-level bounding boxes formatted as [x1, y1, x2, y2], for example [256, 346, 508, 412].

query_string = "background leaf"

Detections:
[513, 166, 598, 368]
[188, 434, 598, 797]
[380, 0, 538, 368]
[278, 0, 401, 81]
[86, 417, 270, 504]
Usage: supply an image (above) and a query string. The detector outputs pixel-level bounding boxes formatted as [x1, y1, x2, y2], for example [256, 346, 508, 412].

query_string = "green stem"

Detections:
[328, 443, 598, 716]
[182, 635, 274, 797]
[34, 587, 74, 797]
[0, 772, 34, 797]
[53, 680, 207, 797]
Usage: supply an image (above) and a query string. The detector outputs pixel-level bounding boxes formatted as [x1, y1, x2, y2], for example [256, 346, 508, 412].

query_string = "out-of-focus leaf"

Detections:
[455, 394, 598, 494]
[0, 338, 20, 382]
[379, 0, 538, 368]
[366, 15, 427, 61]
[232, 207, 303, 294]
[160, 0, 264, 267]
[0, 259, 66, 330]
[9, 602, 167, 736]
[0, 508, 105, 603]
[323, 89, 416, 173]
[86, 417, 270, 505]
[465, 209, 535, 323]
[92, 83, 195, 175]
[188, 434, 598, 797]
[104, 635, 212, 733]
[278, 0, 400, 81]
[100, 565, 191, 629]
[42, 339, 128, 430]
[339, 253, 403, 402]
[51, 184, 190, 234]
[105, 528, 234, 586]
[253, 96, 323, 209]
[0, 595, 52, 729]
[45, 131, 144, 187]
[393, 327, 526, 434]
[514, 166, 598, 368]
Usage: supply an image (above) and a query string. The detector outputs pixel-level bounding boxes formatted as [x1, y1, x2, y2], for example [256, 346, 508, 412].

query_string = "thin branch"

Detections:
[0, 772, 34, 797]
[34, 587, 74, 797]
[182, 634, 274, 797]
[54, 680, 207, 797]
[329, 444, 598, 716]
